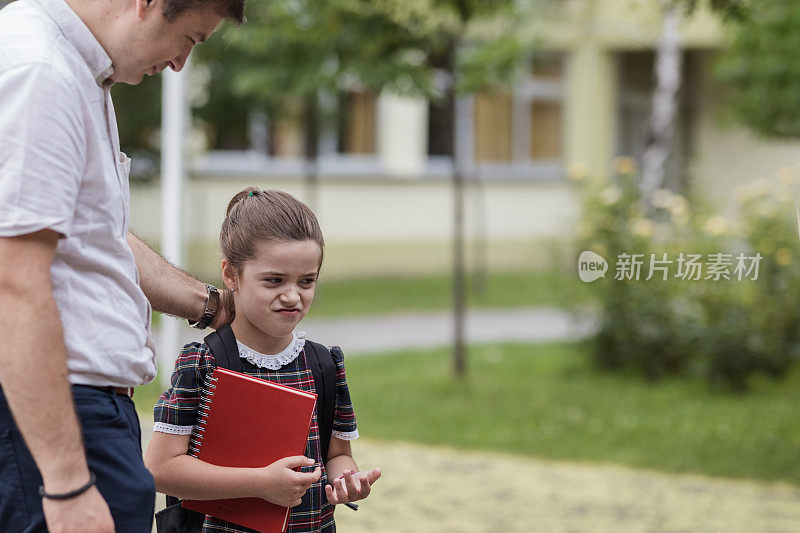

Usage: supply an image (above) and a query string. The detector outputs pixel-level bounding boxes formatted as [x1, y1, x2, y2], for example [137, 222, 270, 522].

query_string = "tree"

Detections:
[112, 76, 162, 179]
[640, 1, 683, 202]
[195, 0, 530, 377]
[641, 0, 749, 203]
[715, 1, 800, 140]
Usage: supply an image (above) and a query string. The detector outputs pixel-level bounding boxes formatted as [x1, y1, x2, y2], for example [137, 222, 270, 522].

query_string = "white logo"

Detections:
[578, 251, 608, 282]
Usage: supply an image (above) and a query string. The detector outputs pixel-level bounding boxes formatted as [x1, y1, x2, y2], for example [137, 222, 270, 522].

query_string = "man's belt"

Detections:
[81, 385, 134, 398]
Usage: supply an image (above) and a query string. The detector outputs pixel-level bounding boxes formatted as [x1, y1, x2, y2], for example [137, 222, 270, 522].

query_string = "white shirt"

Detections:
[0, 0, 157, 387]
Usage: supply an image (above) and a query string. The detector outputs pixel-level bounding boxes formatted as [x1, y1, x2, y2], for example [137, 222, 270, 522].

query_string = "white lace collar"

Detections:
[236, 331, 306, 370]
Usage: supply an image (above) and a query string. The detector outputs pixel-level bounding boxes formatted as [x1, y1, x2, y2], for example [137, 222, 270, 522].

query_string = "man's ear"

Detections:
[135, 0, 156, 20]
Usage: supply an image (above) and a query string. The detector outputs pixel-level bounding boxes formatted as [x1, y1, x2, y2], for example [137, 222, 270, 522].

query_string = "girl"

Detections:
[145, 188, 381, 532]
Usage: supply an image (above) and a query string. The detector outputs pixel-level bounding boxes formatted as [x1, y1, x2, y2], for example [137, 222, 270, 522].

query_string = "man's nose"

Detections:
[169, 50, 191, 72]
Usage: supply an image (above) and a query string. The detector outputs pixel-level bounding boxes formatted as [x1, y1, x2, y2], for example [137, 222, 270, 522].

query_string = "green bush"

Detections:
[573, 160, 800, 391]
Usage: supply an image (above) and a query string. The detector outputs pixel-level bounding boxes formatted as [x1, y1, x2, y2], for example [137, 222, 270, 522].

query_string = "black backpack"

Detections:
[155, 324, 337, 533]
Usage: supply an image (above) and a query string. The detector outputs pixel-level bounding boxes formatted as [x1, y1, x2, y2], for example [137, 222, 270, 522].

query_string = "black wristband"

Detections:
[38, 472, 96, 500]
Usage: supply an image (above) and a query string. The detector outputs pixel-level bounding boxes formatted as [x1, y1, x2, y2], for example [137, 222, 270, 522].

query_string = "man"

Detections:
[0, 0, 245, 531]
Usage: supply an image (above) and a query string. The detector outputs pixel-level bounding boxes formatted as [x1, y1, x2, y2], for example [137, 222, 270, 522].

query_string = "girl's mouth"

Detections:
[277, 309, 301, 317]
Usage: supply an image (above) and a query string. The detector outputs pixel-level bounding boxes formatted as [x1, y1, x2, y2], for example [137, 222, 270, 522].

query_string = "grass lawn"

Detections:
[136, 341, 800, 485]
[307, 269, 586, 318]
[344, 342, 800, 486]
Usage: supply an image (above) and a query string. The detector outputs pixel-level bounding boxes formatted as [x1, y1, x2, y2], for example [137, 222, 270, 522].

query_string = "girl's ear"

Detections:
[221, 259, 237, 291]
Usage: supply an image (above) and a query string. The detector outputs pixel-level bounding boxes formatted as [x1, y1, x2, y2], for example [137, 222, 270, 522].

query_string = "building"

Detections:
[129, 0, 800, 280]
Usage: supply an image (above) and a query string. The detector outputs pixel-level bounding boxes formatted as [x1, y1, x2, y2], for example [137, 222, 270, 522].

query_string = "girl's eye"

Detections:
[300, 278, 316, 286]
[263, 278, 282, 284]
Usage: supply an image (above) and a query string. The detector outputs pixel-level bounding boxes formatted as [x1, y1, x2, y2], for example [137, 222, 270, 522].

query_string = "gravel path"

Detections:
[145, 421, 800, 533]
[336, 440, 800, 533]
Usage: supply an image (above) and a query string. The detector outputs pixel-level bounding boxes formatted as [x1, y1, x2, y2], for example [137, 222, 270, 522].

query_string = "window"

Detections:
[474, 91, 513, 162]
[472, 53, 565, 167]
[527, 53, 564, 162]
[337, 91, 376, 155]
[530, 101, 562, 159]
[428, 93, 454, 157]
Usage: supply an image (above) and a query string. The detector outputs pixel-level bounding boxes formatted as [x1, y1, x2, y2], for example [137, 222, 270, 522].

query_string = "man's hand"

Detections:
[210, 288, 232, 330]
[325, 468, 381, 505]
[42, 486, 114, 533]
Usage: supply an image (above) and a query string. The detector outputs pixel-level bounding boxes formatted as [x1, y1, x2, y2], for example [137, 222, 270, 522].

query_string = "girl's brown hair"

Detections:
[220, 187, 324, 317]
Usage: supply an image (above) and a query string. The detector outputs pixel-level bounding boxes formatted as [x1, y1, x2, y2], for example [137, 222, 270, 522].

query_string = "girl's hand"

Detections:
[325, 468, 381, 505]
[259, 456, 321, 508]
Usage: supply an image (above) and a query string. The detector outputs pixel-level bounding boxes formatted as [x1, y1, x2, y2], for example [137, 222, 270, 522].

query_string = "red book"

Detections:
[182, 367, 317, 533]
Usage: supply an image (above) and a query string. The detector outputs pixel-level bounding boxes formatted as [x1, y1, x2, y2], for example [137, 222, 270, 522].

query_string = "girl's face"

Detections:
[223, 239, 322, 352]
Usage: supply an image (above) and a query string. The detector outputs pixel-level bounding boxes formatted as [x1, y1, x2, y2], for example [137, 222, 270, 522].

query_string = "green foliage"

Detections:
[576, 160, 705, 380]
[111, 76, 162, 178]
[457, 30, 525, 94]
[675, 0, 749, 21]
[715, 0, 800, 139]
[193, 0, 528, 133]
[574, 161, 800, 391]
[107, 0, 529, 160]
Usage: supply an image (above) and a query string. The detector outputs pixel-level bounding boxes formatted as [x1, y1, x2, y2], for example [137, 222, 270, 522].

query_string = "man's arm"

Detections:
[0, 230, 114, 532]
[126, 232, 229, 328]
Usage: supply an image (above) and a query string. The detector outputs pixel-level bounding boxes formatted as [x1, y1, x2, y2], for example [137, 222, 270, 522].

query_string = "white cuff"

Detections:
[332, 429, 359, 441]
[153, 422, 195, 435]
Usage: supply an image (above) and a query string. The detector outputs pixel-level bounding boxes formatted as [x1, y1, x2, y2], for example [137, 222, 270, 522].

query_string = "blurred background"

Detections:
[119, 0, 800, 530]
[11, 0, 800, 529]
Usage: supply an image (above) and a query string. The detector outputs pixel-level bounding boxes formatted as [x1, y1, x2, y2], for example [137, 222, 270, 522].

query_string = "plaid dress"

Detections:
[153, 332, 358, 533]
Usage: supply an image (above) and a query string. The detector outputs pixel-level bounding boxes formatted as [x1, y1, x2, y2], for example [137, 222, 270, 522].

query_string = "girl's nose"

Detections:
[280, 288, 300, 304]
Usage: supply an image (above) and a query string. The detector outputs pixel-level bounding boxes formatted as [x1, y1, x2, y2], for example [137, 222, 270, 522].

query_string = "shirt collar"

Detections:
[32, 0, 114, 86]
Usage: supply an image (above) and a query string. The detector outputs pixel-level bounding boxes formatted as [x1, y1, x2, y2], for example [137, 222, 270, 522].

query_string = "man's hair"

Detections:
[161, 0, 246, 24]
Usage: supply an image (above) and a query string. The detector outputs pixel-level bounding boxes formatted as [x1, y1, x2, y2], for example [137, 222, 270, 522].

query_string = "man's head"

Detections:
[160, 0, 245, 24]
[76, 0, 245, 85]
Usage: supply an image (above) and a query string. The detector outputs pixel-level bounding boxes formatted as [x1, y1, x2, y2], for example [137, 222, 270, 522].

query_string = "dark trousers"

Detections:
[0, 385, 155, 532]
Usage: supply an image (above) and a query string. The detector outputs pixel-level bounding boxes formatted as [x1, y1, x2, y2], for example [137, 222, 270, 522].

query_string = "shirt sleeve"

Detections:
[0, 63, 86, 238]
[330, 346, 359, 440]
[153, 343, 215, 435]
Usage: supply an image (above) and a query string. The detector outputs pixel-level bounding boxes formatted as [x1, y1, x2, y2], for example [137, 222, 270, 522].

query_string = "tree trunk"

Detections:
[640, 4, 683, 202]
[471, 175, 488, 296]
[451, 43, 473, 378]
[304, 94, 320, 211]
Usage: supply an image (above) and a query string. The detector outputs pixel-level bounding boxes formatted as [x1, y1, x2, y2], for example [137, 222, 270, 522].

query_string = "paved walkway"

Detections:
[159, 307, 595, 358]
[303, 307, 595, 355]
[146, 428, 800, 533]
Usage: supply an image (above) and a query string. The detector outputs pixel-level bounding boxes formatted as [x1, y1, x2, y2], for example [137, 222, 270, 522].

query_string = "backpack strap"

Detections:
[164, 326, 243, 511]
[165, 494, 180, 508]
[304, 340, 336, 465]
[203, 324, 241, 373]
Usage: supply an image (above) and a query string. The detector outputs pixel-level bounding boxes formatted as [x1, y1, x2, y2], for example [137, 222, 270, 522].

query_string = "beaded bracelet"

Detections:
[38, 472, 97, 500]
